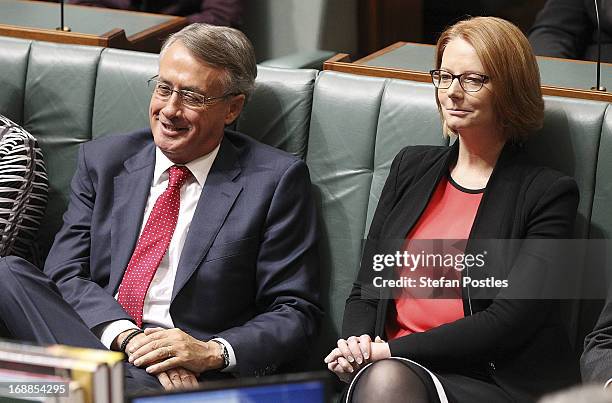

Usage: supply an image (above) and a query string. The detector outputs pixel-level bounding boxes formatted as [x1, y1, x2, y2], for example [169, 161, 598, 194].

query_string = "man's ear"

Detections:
[224, 94, 246, 125]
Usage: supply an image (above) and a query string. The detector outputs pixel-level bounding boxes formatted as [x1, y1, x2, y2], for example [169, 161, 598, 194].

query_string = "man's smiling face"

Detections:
[149, 41, 243, 164]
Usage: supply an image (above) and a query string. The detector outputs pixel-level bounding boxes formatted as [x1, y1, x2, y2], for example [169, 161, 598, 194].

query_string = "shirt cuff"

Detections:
[98, 320, 139, 349]
[212, 337, 237, 372]
[604, 378, 612, 389]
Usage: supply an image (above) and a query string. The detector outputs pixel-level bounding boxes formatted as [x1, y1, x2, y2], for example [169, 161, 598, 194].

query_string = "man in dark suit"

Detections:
[582, 299, 612, 386]
[0, 23, 321, 391]
[529, 0, 612, 63]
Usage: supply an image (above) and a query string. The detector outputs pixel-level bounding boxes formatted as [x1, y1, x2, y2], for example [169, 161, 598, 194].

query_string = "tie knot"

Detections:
[168, 165, 191, 188]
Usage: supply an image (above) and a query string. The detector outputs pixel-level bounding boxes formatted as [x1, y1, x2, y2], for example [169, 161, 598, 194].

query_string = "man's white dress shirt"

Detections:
[96, 144, 237, 371]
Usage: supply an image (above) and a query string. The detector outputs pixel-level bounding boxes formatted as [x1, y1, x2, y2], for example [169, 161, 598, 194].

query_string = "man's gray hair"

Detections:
[162, 23, 257, 101]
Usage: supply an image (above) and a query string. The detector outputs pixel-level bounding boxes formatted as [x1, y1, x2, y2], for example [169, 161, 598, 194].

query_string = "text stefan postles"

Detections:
[373, 276, 508, 289]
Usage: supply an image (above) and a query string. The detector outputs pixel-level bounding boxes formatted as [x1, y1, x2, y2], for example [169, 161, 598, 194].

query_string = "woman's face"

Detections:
[437, 38, 498, 135]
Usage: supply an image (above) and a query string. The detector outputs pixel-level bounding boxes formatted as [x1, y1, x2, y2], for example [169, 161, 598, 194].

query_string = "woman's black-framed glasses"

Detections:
[429, 69, 489, 93]
[147, 75, 237, 109]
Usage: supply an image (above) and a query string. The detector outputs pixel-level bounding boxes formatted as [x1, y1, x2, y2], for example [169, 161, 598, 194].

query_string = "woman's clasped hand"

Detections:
[324, 335, 390, 383]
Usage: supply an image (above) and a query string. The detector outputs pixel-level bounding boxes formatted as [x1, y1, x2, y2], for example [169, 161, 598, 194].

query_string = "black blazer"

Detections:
[342, 142, 581, 399]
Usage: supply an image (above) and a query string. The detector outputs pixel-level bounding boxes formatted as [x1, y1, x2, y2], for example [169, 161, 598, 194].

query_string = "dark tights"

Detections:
[351, 360, 435, 403]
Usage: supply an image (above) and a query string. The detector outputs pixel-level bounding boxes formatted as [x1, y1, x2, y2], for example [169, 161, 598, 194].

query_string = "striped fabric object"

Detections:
[0, 115, 48, 265]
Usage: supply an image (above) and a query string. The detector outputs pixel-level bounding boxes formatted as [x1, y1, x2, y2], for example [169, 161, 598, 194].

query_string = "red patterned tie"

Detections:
[117, 165, 191, 327]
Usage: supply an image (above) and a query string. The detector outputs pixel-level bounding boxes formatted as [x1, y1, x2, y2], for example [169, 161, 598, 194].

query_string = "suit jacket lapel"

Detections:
[172, 137, 243, 302]
[109, 143, 155, 294]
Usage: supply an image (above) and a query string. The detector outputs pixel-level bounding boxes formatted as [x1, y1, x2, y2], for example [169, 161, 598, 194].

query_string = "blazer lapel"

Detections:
[381, 141, 459, 242]
[467, 142, 520, 240]
[108, 143, 155, 294]
[172, 137, 243, 301]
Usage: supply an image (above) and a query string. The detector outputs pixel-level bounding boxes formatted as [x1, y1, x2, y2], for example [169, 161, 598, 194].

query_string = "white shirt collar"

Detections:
[153, 143, 221, 187]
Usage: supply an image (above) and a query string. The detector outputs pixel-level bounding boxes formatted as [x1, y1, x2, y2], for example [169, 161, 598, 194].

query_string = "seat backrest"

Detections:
[236, 66, 316, 158]
[525, 96, 609, 352]
[580, 106, 612, 348]
[591, 108, 612, 240]
[526, 97, 607, 239]
[306, 72, 386, 365]
[0, 36, 30, 124]
[6, 40, 104, 257]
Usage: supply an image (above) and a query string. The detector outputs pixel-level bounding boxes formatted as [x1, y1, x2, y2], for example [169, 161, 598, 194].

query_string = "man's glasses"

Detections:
[147, 76, 237, 109]
[429, 69, 490, 93]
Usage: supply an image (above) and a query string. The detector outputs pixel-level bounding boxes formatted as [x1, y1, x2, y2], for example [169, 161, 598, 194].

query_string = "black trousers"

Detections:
[0, 256, 162, 394]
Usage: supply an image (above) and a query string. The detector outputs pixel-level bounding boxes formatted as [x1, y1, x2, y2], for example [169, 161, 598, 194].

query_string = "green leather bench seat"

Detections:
[526, 96, 608, 351]
[1, 35, 611, 374]
[92, 49, 158, 139]
[26, 42, 102, 254]
[593, 110, 612, 240]
[592, 109, 612, 279]
[0, 37, 30, 125]
[581, 108, 612, 346]
[236, 66, 316, 159]
[306, 72, 388, 364]
[527, 97, 607, 238]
